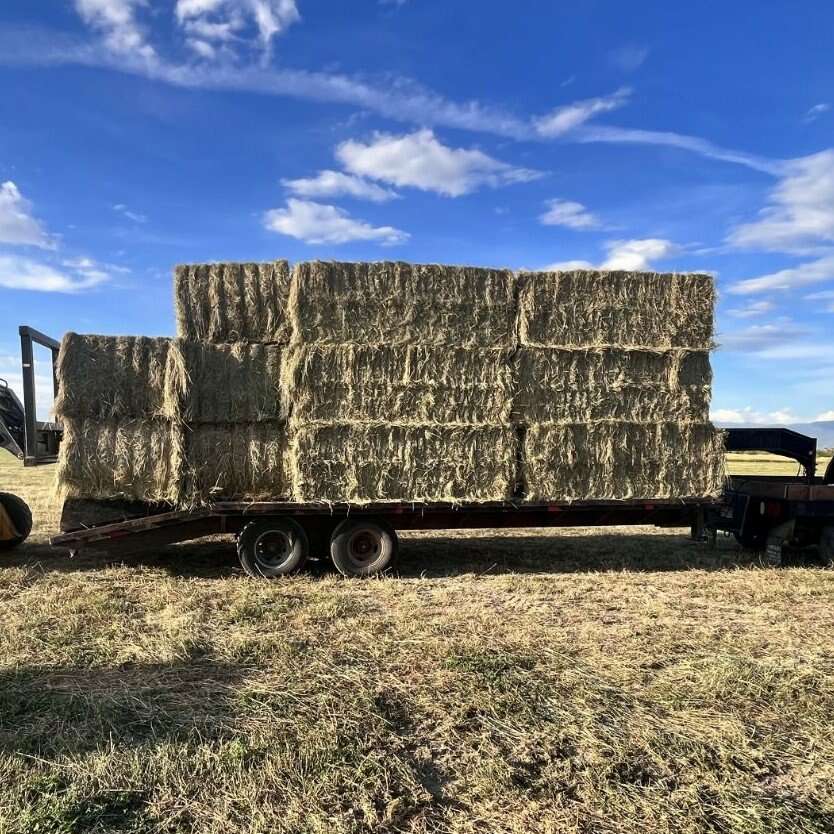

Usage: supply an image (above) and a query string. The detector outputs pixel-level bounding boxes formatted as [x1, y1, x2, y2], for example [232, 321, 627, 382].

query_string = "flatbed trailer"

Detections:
[51, 496, 705, 577]
[49, 427, 834, 577]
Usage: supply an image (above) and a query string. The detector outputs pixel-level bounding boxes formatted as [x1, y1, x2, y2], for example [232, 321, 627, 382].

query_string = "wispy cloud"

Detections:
[717, 320, 810, 352]
[725, 299, 775, 318]
[576, 125, 785, 175]
[729, 253, 834, 295]
[0, 254, 111, 292]
[804, 103, 830, 123]
[263, 198, 408, 244]
[534, 87, 631, 138]
[727, 149, 834, 252]
[0, 181, 55, 249]
[539, 198, 599, 230]
[175, 0, 301, 62]
[336, 129, 542, 197]
[609, 45, 648, 72]
[113, 202, 147, 223]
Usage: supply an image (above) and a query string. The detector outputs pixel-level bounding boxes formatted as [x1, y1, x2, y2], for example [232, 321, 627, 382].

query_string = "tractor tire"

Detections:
[0, 493, 33, 551]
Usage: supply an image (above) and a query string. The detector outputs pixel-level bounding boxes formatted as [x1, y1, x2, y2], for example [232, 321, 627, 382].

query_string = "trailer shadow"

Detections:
[7, 527, 764, 578]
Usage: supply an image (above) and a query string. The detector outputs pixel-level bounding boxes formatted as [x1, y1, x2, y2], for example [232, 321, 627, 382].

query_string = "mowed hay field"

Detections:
[1, 451, 833, 833]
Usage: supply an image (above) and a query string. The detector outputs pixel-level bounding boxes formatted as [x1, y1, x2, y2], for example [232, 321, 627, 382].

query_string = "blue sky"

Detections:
[1, 0, 833, 424]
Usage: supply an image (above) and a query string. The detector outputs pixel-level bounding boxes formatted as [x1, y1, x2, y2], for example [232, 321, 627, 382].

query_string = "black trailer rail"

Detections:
[51, 496, 706, 556]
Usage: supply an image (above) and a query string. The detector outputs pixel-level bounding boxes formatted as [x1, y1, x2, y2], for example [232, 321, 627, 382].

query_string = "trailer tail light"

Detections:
[760, 500, 783, 519]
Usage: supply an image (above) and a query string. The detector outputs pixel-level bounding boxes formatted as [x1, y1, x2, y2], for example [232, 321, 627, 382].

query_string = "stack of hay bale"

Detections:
[285, 262, 518, 502]
[55, 261, 724, 506]
[54, 334, 184, 502]
[515, 271, 724, 500]
[174, 262, 293, 501]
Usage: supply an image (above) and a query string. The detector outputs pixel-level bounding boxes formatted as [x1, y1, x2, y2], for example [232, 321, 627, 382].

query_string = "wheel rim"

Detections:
[346, 527, 382, 567]
[253, 529, 294, 572]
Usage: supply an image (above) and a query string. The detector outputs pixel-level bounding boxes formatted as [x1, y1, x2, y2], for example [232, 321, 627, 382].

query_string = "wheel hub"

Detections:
[254, 530, 293, 569]
[348, 529, 381, 566]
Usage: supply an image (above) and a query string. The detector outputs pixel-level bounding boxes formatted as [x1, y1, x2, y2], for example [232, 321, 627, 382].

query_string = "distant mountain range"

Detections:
[715, 420, 834, 450]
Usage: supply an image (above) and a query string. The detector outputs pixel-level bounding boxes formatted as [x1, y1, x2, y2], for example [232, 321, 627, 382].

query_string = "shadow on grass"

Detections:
[0, 660, 249, 757]
[5, 527, 765, 579]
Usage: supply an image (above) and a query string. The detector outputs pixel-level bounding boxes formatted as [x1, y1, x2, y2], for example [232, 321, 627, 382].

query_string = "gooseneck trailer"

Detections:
[3, 326, 834, 574]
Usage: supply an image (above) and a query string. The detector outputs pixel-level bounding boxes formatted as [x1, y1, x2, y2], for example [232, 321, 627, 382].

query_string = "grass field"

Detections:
[1, 450, 833, 833]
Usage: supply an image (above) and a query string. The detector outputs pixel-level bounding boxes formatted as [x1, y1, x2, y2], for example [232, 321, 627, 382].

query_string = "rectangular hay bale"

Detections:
[185, 422, 290, 501]
[284, 345, 515, 425]
[514, 348, 711, 424]
[291, 261, 517, 347]
[175, 261, 292, 344]
[518, 270, 715, 349]
[290, 423, 517, 503]
[524, 421, 725, 501]
[55, 333, 181, 421]
[56, 418, 183, 503]
[175, 342, 286, 423]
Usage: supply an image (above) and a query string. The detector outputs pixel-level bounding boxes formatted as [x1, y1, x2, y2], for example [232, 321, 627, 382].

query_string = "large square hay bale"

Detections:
[290, 423, 517, 503]
[175, 261, 292, 343]
[55, 333, 181, 421]
[524, 421, 725, 501]
[56, 418, 183, 503]
[175, 342, 286, 423]
[184, 422, 290, 501]
[518, 271, 715, 349]
[291, 262, 517, 347]
[514, 348, 711, 424]
[284, 345, 514, 425]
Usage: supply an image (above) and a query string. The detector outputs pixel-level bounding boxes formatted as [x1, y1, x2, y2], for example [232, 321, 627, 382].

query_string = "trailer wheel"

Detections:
[237, 518, 309, 578]
[330, 519, 398, 577]
[0, 493, 33, 551]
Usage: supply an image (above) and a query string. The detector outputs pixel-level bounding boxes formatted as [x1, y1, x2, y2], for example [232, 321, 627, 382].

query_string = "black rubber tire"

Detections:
[330, 518, 398, 577]
[237, 518, 309, 578]
[0, 492, 33, 551]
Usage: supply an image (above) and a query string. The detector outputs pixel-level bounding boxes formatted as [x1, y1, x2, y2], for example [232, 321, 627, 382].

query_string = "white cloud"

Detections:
[113, 203, 147, 223]
[710, 406, 809, 425]
[609, 45, 648, 72]
[0, 182, 54, 249]
[74, 0, 155, 60]
[175, 0, 300, 60]
[336, 129, 541, 197]
[576, 125, 784, 175]
[804, 103, 830, 123]
[817, 410, 834, 421]
[728, 150, 834, 252]
[539, 198, 599, 230]
[263, 198, 408, 245]
[729, 253, 834, 295]
[281, 170, 398, 202]
[804, 288, 834, 312]
[534, 87, 631, 138]
[0, 255, 110, 292]
[726, 299, 775, 318]
[540, 238, 677, 273]
[600, 238, 677, 270]
[718, 320, 809, 353]
[540, 259, 594, 271]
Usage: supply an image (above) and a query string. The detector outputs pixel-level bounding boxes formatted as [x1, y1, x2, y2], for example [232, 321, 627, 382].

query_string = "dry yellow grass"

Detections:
[1, 450, 833, 833]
